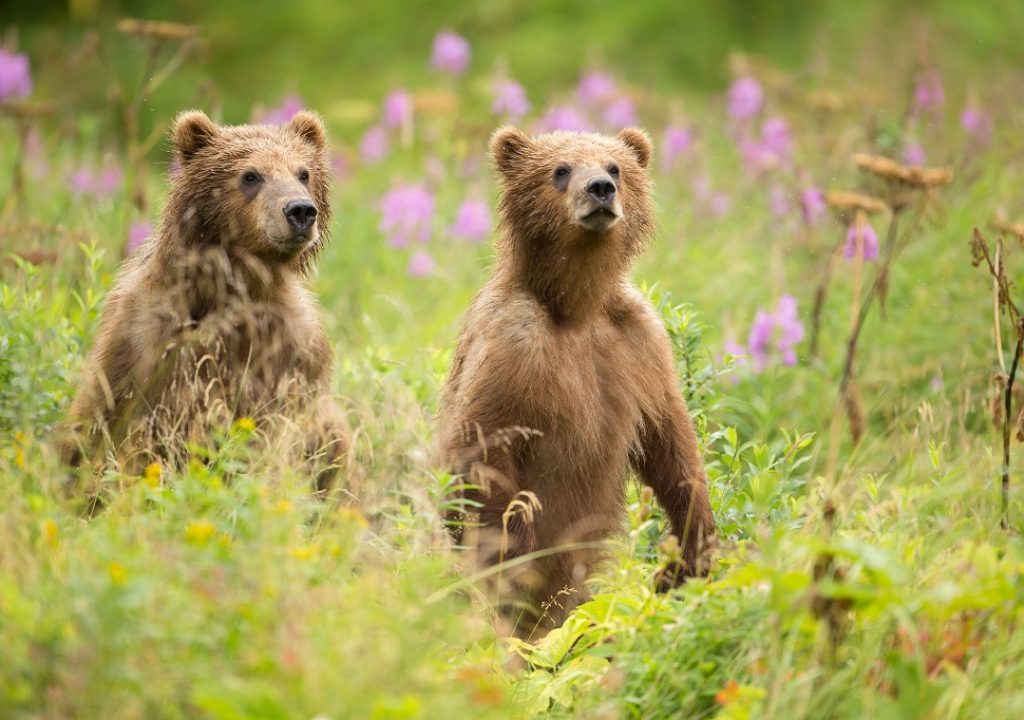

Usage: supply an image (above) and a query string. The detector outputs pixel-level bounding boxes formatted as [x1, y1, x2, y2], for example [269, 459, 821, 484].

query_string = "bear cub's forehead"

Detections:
[207, 125, 317, 161]
[532, 131, 631, 162]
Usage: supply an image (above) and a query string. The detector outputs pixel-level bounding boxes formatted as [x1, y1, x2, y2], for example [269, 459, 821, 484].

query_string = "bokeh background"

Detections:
[4, 1, 1024, 718]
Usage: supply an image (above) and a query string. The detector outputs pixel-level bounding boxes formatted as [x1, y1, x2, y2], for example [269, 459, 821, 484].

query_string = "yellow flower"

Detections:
[185, 520, 216, 545]
[337, 506, 368, 529]
[142, 462, 162, 488]
[273, 499, 294, 514]
[107, 562, 127, 585]
[14, 446, 25, 469]
[289, 544, 319, 561]
[235, 416, 256, 433]
[42, 519, 59, 546]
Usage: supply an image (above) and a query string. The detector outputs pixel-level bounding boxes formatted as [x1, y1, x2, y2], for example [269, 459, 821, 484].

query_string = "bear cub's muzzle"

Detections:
[284, 199, 318, 239]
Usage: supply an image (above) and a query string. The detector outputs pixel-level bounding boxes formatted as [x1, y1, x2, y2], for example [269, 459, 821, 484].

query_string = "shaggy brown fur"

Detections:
[64, 110, 346, 491]
[437, 126, 715, 637]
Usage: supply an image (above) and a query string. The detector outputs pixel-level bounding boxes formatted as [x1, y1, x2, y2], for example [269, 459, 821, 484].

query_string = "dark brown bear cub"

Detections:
[65, 110, 346, 492]
[437, 126, 715, 637]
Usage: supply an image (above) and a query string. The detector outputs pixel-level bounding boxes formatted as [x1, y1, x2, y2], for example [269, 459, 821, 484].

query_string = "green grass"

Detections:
[4, 6, 1024, 718]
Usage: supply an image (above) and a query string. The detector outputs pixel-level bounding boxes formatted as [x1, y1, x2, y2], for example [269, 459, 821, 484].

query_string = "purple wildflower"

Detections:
[492, 79, 531, 119]
[536, 105, 592, 133]
[760, 117, 792, 164]
[430, 30, 470, 75]
[258, 94, 304, 124]
[70, 162, 123, 198]
[727, 76, 763, 121]
[407, 250, 437, 278]
[662, 125, 694, 167]
[603, 97, 638, 129]
[843, 220, 879, 262]
[710, 192, 732, 217]
[800, 187, 827, 226]
[961, 106, 992, 143]
[449, 198, 491, 242]
[126, 221, 152, 254]
[379, 183, 435, 247]
[577, 71, 616, 106]
[360, 125, 390, 163]
[903, 142, 926, 166]
[739, 137, 775, 174]
[383, 90, 413, 129]
[0, 48, 32, 101]
[748, 295, 805, 370]
[913, 69, 945, 115]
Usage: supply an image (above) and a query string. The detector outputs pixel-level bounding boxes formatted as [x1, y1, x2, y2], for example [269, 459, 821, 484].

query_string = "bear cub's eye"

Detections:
[242, 171, 262, 185]
[298, 169, 310, 184]
[552, 163, 572, 191]
[608, 164, 620, 178]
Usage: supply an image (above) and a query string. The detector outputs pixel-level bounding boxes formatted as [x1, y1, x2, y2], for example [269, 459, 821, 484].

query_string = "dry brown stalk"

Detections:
[971, 228, 1022, 529]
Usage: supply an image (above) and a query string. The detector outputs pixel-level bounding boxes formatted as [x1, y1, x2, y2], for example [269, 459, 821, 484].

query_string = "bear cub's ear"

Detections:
[617, 127, 653, 169]
[490, 126, 533, 176]
[172, 110, 220, 163]
[288, 111, 327, 151]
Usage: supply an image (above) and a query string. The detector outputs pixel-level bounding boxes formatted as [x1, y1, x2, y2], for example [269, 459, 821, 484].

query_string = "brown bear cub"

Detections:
[65, 110, 346, 492]
[437, 126, 715, 636]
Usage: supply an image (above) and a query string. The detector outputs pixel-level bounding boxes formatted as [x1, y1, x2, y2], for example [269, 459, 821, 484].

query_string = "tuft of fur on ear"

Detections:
[617, 127, 653, 169]
[490, 126, 533, 176]
[172, 110, 220, 163]
[288, 110, 327, 150]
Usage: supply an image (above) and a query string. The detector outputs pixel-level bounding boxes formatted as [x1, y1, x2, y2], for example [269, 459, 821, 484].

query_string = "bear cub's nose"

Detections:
[586, 177, 617, 206]
[284, 200, 317, 232]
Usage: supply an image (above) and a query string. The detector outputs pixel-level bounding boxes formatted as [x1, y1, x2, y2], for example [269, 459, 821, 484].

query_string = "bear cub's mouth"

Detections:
[577, 206, 621, 233]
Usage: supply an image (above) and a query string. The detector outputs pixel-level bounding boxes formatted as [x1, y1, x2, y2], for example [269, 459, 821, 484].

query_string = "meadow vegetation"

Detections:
[2, 3, 1024, 718]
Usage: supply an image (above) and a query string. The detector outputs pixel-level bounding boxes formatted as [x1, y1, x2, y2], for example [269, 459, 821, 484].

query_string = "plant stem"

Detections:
[1003, 328, 1022, 530]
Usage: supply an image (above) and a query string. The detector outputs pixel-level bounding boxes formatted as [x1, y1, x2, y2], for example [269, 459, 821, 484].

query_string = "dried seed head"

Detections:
[845, 380, 866, 444]
[851, 152, 952, 189]
[826, 191, 888, 215]
[116, 18, 197, 41]
[990, 216, 1024, 243]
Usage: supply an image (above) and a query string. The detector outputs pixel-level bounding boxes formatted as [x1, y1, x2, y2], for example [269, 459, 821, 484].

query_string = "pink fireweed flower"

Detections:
[492, 79, 531, 119]
[536, 105, 592, 133]
[407, 250, 437, 278]
[0, 48, 32, 100]
[257, 94, 304, 124]
[603, 97, 638, 129]
[360, 124, 390, 163]
[577, 71, 616, 106]
[739, 137, 775, 175]
[383, 90, 413, 129]
[430, 30, 470, 75]
[903, 142, 926, 166]
[379, 183, 435, 247]
[727, 76, 763, 121]
[760, 117, 792, 164]
[449, 198, 491, 242]
[126, 221, 152, 254]
[70, 162, 123, 198]
[800, 187, 827, 226]
[913, 69, 945, 115]
[844, 220, 879, 262]
[748, 295, 804, 370]
[662, 125, 694, 167]
[961, 106, 992, 143]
